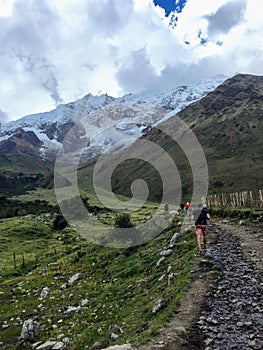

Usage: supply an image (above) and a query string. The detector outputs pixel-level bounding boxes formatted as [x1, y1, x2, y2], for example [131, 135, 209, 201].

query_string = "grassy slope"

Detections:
[0, 210, 197, 350]
[0, 155, 54, 195]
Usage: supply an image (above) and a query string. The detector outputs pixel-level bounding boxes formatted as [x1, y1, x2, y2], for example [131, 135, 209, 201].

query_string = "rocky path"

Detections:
[138, 221, 263, 350]
[193, 223, 263, 350]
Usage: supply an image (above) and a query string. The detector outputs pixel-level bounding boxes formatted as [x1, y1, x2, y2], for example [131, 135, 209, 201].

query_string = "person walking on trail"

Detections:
[192, 203, 211, 254]
[163, 202, 169, 212]
[180, 203, 185, 215]
[185, 202, 191, 216]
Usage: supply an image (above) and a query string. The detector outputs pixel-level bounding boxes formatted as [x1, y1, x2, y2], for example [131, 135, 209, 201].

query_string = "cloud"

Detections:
[0, 109, 9, 124]
[15, 53, 62, 105]
[0, 0, 263, 122]
[204, 0, 247, 38]
[116, 48, 158, 92]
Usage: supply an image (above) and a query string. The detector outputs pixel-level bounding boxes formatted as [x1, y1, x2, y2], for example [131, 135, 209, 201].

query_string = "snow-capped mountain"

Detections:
[0, 75, 228, 161]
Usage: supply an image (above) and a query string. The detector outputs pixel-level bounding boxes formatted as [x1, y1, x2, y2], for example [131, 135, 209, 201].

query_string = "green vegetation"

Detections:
[210, 206, 263, 223]
[0, 208, 197, 349]
[114, 213, 134, 228]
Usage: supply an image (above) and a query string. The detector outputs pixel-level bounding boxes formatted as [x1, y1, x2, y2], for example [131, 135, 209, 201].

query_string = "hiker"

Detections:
[185, 202, 191, 216]
[192, 203, 210, 254]
[163, 202, 169, 212]
[180, 203, 185, 215]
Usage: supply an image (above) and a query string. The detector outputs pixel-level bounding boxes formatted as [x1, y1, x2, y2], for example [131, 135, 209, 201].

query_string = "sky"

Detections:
[0, 0, 262, 122]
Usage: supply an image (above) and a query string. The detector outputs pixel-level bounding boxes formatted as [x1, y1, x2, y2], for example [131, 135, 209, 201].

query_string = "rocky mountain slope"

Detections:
[105, 74, 263, 200]
[0, 75, 227, 161]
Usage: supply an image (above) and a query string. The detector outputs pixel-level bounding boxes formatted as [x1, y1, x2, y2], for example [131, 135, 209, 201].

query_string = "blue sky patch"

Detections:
[153, 0, 187, 17]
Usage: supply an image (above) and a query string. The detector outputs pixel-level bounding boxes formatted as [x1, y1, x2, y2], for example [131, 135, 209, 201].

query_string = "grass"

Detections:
[0, 208, 197, 350]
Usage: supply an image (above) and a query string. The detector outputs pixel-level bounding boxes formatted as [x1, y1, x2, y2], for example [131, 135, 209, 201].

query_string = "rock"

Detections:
[90, 342, 103, 350]
[36, 341, 57, 349]
[52, 342, 64, 350]
[20, 319, 40, 342]
[160, 249, 173, 257]
[101, 345, 135, 350]
[62, 337, 71, 344]
[40, 287, 50, 299]
[152, 299, 166, 314]
[156, 257, 165, 267]
[107, 325, 123, 340]
[169, 232, 180, 247]
[68, 273, 83, 285]
[64, 305, 88, 313]
[168, 273, 175, 286]
[174, 326, 187, 334]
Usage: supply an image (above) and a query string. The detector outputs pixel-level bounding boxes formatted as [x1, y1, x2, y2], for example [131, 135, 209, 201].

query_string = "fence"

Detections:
[207, 189, 263, 208]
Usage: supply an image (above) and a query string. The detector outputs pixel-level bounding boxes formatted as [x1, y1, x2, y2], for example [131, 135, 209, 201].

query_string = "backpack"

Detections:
[195, 208, 208, 225]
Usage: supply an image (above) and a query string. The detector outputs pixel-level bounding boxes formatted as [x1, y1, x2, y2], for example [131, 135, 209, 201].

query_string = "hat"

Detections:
[202, 203, 207, 208]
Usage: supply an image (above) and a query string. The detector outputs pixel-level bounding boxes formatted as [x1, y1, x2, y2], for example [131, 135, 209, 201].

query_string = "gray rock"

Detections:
[169, 232, 180, 247]
[101, 345, 135, 350]
[52, 342, 64, 350]
[152, 298, 166, 314]
[36, 341, 57, 349]
[90, 342, 103, 350]
[68, 272, 83, 285]
[20, 319, 40, 341]
[156, 257, 165, 267]
[160, 249, 173, 257]
[40, 287, 50, 299]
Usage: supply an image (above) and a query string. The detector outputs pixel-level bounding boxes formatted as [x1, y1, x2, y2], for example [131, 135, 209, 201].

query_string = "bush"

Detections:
[114, 213, 134, 228]
[53, 214, 68, 230]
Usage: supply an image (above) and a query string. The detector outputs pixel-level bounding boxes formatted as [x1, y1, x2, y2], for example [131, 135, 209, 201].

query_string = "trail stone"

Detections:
[156, 257, 165, 267]
[152, 299, 166, 314]
[68, 272, 83, 285]
[52, 342, 64, 349]
[90, 342, 103, 350]
[40, 287, 50, 299]
[20, 319, 40, 342]
[160, 249, 173, 257]
[101, 345, 135, 350]
[36, 341, 57, 349]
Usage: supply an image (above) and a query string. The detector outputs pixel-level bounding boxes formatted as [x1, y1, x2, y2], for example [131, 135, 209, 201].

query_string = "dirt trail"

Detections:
[138, 220, 263, 350]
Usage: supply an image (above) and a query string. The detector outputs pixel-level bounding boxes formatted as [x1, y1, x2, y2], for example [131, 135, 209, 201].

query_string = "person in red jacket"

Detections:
[185, 202, 191, 216]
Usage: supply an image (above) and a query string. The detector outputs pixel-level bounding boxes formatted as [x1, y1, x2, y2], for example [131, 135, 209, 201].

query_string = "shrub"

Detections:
[53, 214, 68, 230]
[114, 213, 134, 228]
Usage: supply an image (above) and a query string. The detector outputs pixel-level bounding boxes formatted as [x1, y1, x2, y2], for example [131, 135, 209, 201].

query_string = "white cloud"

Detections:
[0, 0, 262, 121]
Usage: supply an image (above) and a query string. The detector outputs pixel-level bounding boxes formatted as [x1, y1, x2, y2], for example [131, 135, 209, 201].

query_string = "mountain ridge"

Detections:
[100, 73, 263, 201]
[0, 75, 228, 161]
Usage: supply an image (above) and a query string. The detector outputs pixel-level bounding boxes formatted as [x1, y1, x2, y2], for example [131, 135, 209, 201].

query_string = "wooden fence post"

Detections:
[0, 260, 5, 275]
[35, 255, 39, 268]
[13, 253, 16, 269]
[208, 189, 262, 208]
[22, 254, 25, 268]
[249, 190, 253, 207]
[259, 190, 263, 208]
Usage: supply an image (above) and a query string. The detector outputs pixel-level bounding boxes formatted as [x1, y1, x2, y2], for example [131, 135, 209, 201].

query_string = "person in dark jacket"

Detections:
[192, 203, 211, 254]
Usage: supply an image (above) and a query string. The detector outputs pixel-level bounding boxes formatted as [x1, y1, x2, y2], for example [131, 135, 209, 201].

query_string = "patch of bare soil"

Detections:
[137, 220, 263, 350]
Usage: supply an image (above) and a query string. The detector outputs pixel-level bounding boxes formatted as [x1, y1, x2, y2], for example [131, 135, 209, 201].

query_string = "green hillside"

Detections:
[0, 155, 54, 195]
[0, 211, 199, 349]
[97, 74, 263, 202]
